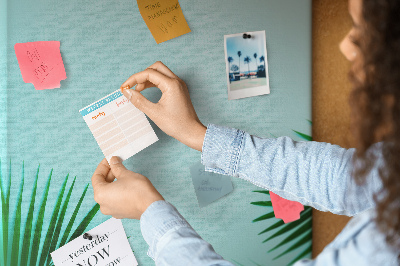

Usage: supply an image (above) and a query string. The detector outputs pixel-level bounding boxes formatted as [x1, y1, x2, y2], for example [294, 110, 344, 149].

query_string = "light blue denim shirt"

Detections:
[140, 124, 399, 265]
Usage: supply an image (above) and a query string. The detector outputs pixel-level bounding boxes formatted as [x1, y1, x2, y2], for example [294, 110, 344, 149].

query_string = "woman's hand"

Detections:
[91, 157, 164, 219]
[120, 61, 206, 152]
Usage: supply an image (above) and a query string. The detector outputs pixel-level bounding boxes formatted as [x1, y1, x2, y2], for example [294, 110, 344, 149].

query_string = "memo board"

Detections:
[0, 0, 312, 265]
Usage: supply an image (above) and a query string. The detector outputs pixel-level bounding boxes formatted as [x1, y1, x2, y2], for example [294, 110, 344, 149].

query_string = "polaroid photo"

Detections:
[224, 30, 270, 100]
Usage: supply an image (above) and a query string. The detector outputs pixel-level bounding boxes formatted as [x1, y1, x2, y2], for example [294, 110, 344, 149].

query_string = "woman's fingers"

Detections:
[105, 169, 116, 183]
[147, 61, 178, 79]
[136, 81, 156, 92]
[120, 68, 173, 93]
[91, 159, 111, 199]
[121, 88, 159, 117]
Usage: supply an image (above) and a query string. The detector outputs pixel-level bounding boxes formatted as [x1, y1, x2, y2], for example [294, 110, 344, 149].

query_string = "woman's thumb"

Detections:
[122, 88, 154, 115]
[109, 156, 128, 178]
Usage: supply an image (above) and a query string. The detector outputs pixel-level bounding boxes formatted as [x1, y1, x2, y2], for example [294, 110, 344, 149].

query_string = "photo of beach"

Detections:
[224, 31, 270, 100]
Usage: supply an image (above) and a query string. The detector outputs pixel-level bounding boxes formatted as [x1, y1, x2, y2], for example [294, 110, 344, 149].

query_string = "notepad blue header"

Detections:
[80, 91, 123, 116]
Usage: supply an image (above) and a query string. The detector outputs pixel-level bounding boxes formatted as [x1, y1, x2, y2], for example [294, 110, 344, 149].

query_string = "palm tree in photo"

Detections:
[244, 56, 251, 78]
[260, 55, 266, 72]
[227, 56, 234, 73]
[237, 51, 242, 78]
[253, 53, 258, 74]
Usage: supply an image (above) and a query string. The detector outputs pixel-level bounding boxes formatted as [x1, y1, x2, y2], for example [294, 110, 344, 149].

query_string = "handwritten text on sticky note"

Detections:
[14, 41, 67, 90]
[137, 0, 191, 44]
[190, 162, 234, 208]
[270, 192, 304, 223]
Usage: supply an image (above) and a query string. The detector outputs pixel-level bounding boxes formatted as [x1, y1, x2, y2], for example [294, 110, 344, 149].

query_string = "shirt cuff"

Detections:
[140, 200, 192, 260]
[201, 124, 245, 176]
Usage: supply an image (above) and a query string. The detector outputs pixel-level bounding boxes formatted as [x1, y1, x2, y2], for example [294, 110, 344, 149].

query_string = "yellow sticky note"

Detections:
[137, 0, 191, 44]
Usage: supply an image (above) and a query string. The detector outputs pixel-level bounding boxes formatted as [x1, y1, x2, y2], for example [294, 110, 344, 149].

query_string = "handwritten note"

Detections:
[14, 41, 67, 90]
[51, 218, 137, 266]
[190, 162, 234, 208]
[137, 0, 191, 44]
[79, 90, 158, 162]
[270, 192, 304, 223]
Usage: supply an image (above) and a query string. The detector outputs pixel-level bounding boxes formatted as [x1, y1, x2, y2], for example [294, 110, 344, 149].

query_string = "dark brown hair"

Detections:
[350, 0, 400, 253]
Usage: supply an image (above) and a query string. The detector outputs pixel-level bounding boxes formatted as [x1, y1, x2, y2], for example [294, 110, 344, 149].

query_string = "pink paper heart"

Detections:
[270, 191, 304, 223]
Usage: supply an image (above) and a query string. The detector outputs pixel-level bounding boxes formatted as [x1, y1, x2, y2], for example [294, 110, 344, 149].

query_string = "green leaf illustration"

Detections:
[20, 165, 40, 266]
[288, 244, 312, 265]
[262, 207, 312, 243]
[267, 219, 312, 252]
[252, 190, 270, 195]
[38, 174, 69, 265]
[68, 203, 101, 242]
[29, 169, 53, 266]
[257, 220, 285, 235]
[47, 176, 77, 259]
[0, 160, 101, 266]
[292, 130, 312, 141]
[250, 201, 273, 207]
[0, 159, 11, 266]
[58, 183, 89, 248]
[252, 211, 275, 223]
[273, 230, 312, 260]
[10, 162, 24, 266]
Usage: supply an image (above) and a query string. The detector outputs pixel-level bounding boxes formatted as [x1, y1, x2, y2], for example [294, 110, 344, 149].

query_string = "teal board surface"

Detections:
[0, 0, 312, 265]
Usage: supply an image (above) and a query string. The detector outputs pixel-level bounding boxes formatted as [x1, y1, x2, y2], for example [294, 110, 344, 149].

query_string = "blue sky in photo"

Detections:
[226, 32, 266, 73]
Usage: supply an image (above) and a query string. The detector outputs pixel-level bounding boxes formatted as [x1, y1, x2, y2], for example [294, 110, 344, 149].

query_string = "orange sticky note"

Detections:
[14, 41, 67, 90]
[270, 191, 304, 223]
[137, 0, 191, 44]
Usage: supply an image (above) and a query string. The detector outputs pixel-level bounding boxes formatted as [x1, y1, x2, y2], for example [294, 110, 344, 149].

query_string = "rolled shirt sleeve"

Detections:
[201, 124, 383, 216]
[140, 200, 234, 265]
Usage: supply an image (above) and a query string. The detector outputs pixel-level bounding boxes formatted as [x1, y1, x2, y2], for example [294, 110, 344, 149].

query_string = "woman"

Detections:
[91, 0, 400, 264]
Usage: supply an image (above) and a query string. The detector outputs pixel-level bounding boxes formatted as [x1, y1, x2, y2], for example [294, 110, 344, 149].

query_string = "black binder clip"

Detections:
[83, 233, 93, 240]
[243, 33, 252, 39]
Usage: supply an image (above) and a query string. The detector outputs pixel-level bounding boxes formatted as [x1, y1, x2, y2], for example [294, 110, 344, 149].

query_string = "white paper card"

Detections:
[79, 89, 158, 162]
[51, 218, 137, 266]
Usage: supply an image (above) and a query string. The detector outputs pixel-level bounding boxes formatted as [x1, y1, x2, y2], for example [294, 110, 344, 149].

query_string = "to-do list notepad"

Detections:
[79, 90, 158, 162]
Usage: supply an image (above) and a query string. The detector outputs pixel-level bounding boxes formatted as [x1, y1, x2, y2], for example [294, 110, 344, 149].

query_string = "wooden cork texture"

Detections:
[312, 0, 353, 257]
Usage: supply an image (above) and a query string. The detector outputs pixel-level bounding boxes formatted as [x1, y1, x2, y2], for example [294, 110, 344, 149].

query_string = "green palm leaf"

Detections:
[250, 201, 272, 207]
[288, 244, 312, 265]
[0, 159, 11, 266]
[10, 162, 24, 266]
[68, 203, 100, 242]
[47, 176, 77, 261]
[29, 169, 53, 266]
[58, 184, 89, 248]
[257, 220, 285, 235]
[267, 219, 312, 252]
[231, 259, 245, 266]
[273, 230, 312, 260]
[292, 130, 312, 141]
[262, 208, 311, 243]
[252, 211, 275, 222]
[20, 165, 40, 266]
[38, 174, 69, 266]
[1, 160, 101, 266]
[252, 190, 269, 195]
[249, 258, 262, 266]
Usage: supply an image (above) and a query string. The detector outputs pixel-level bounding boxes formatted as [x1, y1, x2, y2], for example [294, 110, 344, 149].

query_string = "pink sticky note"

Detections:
[14, 41, 67, 90]
[270, 191, 304, 223]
